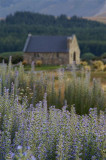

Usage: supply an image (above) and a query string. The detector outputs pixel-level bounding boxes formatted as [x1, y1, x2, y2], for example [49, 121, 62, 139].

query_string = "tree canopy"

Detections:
[81, 53, 96, 61]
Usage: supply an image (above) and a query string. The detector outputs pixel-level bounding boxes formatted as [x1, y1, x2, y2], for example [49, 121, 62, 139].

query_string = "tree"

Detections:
[81, 53, 96, 61]
[101, 53, 106, 59]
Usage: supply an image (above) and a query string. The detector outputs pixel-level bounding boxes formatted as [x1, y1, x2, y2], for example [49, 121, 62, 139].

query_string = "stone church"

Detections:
[23, 34, 80, 65]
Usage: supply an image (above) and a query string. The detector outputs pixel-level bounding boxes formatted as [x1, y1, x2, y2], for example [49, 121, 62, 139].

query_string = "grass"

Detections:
[91, 71, 106, 100]
[24, 65, 106, 109]
[0, 51, 23, 57]
[91, 71, 106, 84]
[36, 65, 63, 71]
[24, 65, 63, 71]
[24, 64, 106, 83]
[0, 60, 105, 115]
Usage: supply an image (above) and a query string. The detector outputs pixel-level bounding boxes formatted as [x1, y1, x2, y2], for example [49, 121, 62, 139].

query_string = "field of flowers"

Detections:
[0, 58, 106, 159]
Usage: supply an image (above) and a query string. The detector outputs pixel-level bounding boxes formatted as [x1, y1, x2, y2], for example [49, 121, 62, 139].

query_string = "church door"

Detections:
[73, 52, 76, 64]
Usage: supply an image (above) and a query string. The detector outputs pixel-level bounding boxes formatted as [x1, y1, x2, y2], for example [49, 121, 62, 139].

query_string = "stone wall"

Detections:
[68, 35, 80, 65]
[24, 52, 69, 65]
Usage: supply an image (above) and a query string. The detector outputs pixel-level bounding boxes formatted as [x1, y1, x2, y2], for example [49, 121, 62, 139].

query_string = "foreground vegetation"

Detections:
[0, 60, 105, 159]
[0, 59, 105, 114]
[0, 97, 105, 159]
[0, 12, 106, 55]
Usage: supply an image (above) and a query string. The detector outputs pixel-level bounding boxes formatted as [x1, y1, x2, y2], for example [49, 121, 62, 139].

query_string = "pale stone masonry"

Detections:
[23, 34, 80, 65]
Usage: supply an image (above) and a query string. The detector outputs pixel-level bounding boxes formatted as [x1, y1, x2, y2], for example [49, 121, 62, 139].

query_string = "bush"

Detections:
[80, 61, 88, 66]
[12, 55, 23, 64]
[101, 53, 106, 64]
[22, 60, 28, 65]
[103, 65, 106, 71]
[92, 60, 104, 71]
[36, 60, 42, 67]
[0, 55, 23, 64]
[81, 53, 96, 61]
[0, 56, 3, 63]
[84, 65, 91, 71]
[0, 56, 9, 63]
[101, 53, 106, 59]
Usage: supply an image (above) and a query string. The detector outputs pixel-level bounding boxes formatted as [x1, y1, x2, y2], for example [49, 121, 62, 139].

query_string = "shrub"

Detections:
[0, 55, 23, 64]
[36, 60, 42, 66]
[81, 53, 96, 61]
[22, 60, 28, 65]
[0, 56, 9, 63]
[84, 65, 91, 71]
[101, 53, 106, 59]
[101, 53, 106, 64]
[104, 65, 106, 71]
[92, 60, 104, 71]
[0, 56, 3, 63]
[80, 61, 88, 66]
[12, 55, 23, 64]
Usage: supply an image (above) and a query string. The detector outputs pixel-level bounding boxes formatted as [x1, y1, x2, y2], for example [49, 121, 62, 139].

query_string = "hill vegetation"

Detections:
[0, 12, 106, 56]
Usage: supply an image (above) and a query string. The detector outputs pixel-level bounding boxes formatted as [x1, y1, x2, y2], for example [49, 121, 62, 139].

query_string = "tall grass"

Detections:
[0, 59, 105, 114]
[64, 71, 105, 114]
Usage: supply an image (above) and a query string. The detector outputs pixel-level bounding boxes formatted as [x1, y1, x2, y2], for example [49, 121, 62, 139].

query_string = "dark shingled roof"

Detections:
[23, 35, 72, 53]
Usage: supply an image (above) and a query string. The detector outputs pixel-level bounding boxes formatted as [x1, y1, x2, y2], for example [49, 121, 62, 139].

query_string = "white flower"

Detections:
[31, 156, 36, 160]
[17, 145, 22, 150]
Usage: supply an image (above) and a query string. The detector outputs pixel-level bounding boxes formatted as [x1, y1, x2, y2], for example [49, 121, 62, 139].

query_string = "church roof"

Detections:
[23, 35, 73, 53]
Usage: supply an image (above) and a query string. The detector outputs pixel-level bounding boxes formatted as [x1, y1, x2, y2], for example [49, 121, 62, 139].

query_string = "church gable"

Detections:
[68, 35, 80, 65]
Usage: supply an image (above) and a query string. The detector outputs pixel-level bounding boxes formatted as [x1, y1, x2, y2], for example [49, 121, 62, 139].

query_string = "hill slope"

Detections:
[85, 14, 106, 24]
[0, 0, 105, 18]
[85, 1, 106, 24]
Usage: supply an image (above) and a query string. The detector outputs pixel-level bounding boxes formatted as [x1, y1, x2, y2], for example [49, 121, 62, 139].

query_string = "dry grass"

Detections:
[84, 16, 106, 24]
[103, 84, 106, 91]
[52, 70, 106, 102]
[91, 71, 106, 85]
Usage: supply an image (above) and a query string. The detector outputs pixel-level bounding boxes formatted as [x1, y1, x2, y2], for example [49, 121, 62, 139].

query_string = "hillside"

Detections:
[0, 12, 106, 56]
[85, 15, 106, 24]
[0, 0, 105, 18]
[85, 2, 106, 24]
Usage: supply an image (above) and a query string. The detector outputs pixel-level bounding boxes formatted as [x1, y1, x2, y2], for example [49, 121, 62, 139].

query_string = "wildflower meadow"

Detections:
[0, 58, 106, 159]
